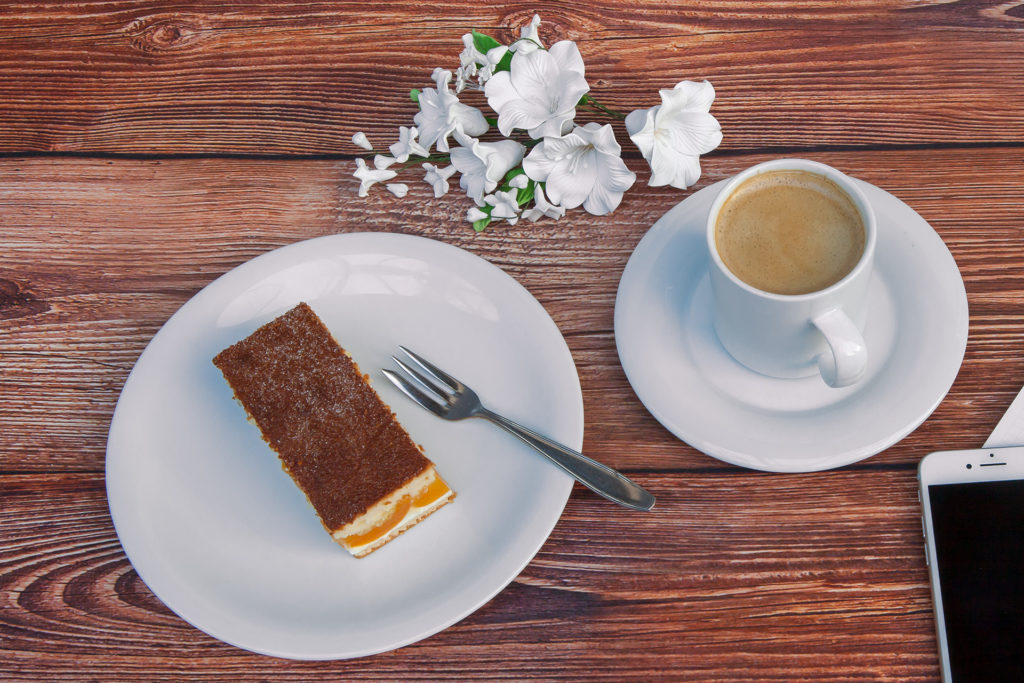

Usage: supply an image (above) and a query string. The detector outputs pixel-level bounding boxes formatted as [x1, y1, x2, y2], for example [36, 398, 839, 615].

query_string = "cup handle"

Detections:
[812, 308, 867, 388]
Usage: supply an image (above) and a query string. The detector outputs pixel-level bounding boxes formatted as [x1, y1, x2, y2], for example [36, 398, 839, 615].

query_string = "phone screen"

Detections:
[927, 478, 1024, 679]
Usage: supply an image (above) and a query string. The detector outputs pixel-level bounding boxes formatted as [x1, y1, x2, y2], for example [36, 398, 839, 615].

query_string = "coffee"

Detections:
[714, 170, 865, 295]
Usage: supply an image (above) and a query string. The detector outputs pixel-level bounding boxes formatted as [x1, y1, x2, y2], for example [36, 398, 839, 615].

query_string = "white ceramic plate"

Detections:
[106, 233, 580, 659]
[615, 179, 968, 472]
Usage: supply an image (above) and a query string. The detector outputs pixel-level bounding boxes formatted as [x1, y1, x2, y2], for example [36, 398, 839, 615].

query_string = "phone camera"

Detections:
[966, 463, 973, 469]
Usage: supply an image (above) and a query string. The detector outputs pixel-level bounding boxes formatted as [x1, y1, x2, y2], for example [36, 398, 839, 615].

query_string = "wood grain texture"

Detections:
[1, 148, 1022, 680]
[3, 0, 1024, 679]
[2, 149, 1023, 474]
[0, 1, 1023, 153]
[1, 470, 938, 681]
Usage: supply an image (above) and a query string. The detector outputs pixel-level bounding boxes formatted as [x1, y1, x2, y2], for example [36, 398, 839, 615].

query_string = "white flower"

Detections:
[485, 189, 521, 225]
[510, 14, 543, 54]
[353, 157, 397, 197]
[386, 183, 409, 198]
[522, 122, 636, 215]
[423, 163, 458, 198]
[458, 34, 509, 86]
[449, 131, 525, 205]
[479, 46, 509, 82]
[466, 206, 489, 223]
[484, 40, 589, 139]
[373, 154, 397, 170]
[458, 34, 484, 69]
[414, 68, 489, 152]
[454, 63, 476, 93]
[389, 126, 429, 162]
[624, 80, 722, 189]
[508, 174, 529, 189]
[351, 131, 373, 151]
[521, 184, 567, 222]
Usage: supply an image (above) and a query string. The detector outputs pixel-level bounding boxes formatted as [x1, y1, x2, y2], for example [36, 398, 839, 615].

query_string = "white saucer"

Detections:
[106, 233, 580, 659]
[614, 179, 968, 472]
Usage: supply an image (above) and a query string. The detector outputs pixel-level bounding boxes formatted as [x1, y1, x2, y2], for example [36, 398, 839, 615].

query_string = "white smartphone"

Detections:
[918, 446, 1024, 681]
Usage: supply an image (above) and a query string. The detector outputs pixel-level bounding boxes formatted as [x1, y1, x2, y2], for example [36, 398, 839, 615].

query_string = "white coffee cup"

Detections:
[706, 159, 877, 388]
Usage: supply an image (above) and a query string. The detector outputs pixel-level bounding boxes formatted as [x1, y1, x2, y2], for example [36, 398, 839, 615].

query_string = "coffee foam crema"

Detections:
[714, 170, 865, 296]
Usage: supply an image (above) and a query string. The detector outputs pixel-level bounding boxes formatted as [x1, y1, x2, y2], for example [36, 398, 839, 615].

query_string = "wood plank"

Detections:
[2, 148, 1024, 473]
[5, 3, 1024, 678]
[0, 2, 1022, 153]
[0, 469, 940, 680]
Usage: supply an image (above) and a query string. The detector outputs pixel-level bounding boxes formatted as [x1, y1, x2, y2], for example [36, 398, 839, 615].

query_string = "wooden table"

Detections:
[2, 2, 1023, 680]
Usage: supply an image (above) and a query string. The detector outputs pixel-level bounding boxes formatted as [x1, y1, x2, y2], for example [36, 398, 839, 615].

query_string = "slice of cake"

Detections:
[212, 302, 454, 558]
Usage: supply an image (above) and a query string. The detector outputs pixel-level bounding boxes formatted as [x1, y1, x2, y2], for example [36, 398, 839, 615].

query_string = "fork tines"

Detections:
[397, 346, 462, 393]
[381, 347, 456, 415]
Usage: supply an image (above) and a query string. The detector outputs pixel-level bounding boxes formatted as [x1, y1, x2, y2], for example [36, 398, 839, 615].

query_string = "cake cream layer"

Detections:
[335, 465, 455, 557]
[212, 302, 454, 558]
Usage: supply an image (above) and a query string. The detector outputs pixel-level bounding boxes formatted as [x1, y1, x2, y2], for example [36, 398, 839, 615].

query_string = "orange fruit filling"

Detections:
[414, 476, 451, 507]
[344, 495, 411, 548]
[341, 476, 451, 549]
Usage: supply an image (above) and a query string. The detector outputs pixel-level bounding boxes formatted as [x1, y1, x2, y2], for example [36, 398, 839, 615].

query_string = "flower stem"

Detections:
[580, 94, 627, 120]
[400, 152, 451, 169]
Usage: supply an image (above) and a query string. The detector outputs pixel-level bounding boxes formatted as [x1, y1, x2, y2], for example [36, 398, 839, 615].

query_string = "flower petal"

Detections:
[547, 40, 586, 77]
[485, 189, 521, 220]
[482, 139, 526, 183]
[353, 157, 397, 197]
[624, 108, 648, 138]
[522, 140, 557, 181]
[453, 102, 490, 137]
[351, 132, 373, 151]
[484, 72, 544, 136]
[649, 149, 702, 189]
[536, 130, 584, 159]
[545, 153, 595, 209]
[508, 48, 557, 99]
[527, 183, 566, 220]
[466, 207, 489, 222]
[659, 110, 723, 157]
[583, 122, 623, 156]
[515, 14, 543, 51]
[625, 106, 658, 161]
[415, 72, 487, 152]
[527, 116, 575, 140]
[423, 163, 456, 198]
[600, 153, 638, 193]
[459, 34, 483, 67]
[386, 183, 409, 198]
[660, 79, 716, 114]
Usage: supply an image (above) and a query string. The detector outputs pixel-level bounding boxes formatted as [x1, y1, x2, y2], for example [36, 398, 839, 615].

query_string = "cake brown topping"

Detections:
[213, 302, 430, 530]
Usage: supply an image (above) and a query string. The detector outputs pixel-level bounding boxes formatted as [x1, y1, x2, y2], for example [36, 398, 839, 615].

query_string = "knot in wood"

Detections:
[0, 278, 50, 321]
[126, 14, 203, 53]
[500, 11, 571, 44]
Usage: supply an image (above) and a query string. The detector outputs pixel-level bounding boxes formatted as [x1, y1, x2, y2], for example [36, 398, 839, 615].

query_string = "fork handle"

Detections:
[477, 408, 656, 511]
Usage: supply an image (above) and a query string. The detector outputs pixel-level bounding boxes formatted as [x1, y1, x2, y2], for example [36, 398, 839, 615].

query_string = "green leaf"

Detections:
[504, 167, 526, 182]
[494, 49, 513, 74]
[471, 31, 502, 54]
[516, 180, 535, 206]
[410, 88, 420, 104]
[471, 203, 494, 232]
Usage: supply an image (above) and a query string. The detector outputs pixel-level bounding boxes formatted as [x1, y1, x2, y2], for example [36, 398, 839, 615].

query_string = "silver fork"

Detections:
[381, 346, 655, 511]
